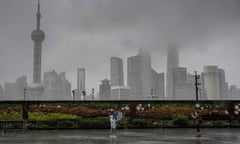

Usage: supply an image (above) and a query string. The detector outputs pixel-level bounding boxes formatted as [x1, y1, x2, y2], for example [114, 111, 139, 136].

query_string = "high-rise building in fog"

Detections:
[172, 67, 195, 100]
[16, 75, 28, 100]
[0, 84, 4, 100]
[58, 72, 71, 100]
[127, 49, 152, 100]
[166, 45, 179, 99]
[158, 73, 165, 98]
[1, 76, 28, 100]
[139, 49, 152, 99]
[218, 69, 228, 99]
[99, 79, 111, 100]
[77, 68, 86, 99]
[128, 49, 163, 100]
[43, 71, 71, 100]
[229, 85, 240, 99]
[202, 65, 221, 100]
[111, 57, 124, 86]
[110, 86, 130, 100]
[4, 83, 18, 100]
[29, 0, 45, 100]
[151, 69, 165, 99]
[128, 55, 142, 99]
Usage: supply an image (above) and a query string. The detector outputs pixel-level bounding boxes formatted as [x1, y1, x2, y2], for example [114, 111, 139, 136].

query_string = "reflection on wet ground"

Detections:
[0, 128, 240, 144]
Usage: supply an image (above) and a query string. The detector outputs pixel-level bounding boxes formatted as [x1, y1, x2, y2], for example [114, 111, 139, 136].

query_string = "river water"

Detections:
[1, 128, 240, 144]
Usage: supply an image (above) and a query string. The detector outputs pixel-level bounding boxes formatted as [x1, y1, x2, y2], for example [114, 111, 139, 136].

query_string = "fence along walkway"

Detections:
[1, 120, 27, 133]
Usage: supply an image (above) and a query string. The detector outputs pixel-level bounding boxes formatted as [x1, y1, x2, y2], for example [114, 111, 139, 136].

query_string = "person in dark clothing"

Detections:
[191, 111, 201, 137]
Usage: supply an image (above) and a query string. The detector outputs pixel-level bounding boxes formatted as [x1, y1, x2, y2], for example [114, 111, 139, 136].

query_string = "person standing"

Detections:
[191, 111, 201, 137]
[110, 113, 117, 137]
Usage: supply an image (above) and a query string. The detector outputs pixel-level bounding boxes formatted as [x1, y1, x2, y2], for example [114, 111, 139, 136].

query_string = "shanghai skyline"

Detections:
[1, 0, 240, 94]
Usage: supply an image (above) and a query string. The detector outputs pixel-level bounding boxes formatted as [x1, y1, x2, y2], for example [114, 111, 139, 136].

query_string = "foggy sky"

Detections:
[1, 0, 240, 94]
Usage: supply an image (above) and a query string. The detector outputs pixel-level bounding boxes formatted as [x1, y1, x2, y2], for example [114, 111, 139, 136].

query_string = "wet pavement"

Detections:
[1, 128, 240, 144]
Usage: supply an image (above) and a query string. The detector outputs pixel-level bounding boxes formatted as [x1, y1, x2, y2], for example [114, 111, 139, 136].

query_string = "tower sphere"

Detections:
[31, 29, 45, 42]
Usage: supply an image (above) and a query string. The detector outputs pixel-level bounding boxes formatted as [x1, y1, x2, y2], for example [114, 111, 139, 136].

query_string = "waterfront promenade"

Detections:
[0, 128, 240, 144]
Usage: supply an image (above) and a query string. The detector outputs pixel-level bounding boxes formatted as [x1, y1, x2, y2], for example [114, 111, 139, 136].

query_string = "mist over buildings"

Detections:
[0, 0, 240, 99]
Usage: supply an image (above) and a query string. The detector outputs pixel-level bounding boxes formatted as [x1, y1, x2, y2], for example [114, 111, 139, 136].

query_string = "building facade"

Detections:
[111, 57, 124, 86]
[151, 69, 165, 99]
[77, 68, 86, 100]
[99, 79, 111, 100]
[0, 84, 4, 100]
[127, 55, 142, 100]
[16, 75, 28, 100]
[166, 45, 179, 99]
[4, 83, 18, 100]
[110, 86, 130, 100]
[43, 71, 71, 100]
[202, 65, 221, 100]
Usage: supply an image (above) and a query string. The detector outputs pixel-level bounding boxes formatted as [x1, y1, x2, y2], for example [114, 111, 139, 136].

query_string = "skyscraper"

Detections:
[0, 84, 4, 100]
[99, 79, 111, 100]
[77, 68, 86, 100]
[43, 70, 71, 100]
[157, 73, 165, 98]
[110, 86, 130, 100]
[230, 85, 238, 99]
[127, 55, 142, 100]
[166, 45, 179, 99]
[127, 49, 152, 100]
[29, 0, 45, 100]
[218, 69, 227, 99]
[16, 75, 28, 100]
[4, 83, 18, 100]
[110, 57, 124, 86]
[202, 65, 220, 100]
[151, 69, 165, 99]
[172, 67, 195, 100]
[139, 49, 152, 99]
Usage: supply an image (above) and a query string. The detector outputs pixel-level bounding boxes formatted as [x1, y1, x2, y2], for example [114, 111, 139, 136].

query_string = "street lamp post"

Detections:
[194, 71, 201, 104]
[150, 89, 153, 99]
[23, 88, 26, 101]
[72, 90, 75, 102]
[92, 88, 95, 100]
[82, 91, 86, 101]
[22, 88, 28, 132]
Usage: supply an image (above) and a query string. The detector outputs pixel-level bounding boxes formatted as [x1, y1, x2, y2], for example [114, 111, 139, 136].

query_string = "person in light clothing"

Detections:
[110, 113, 117, 136]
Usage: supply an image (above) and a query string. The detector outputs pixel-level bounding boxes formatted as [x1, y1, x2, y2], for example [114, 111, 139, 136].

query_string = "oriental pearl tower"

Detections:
[29, 0, 45, 100]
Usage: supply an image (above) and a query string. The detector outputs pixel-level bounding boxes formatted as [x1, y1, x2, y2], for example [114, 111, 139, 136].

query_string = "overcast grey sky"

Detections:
[0, 0, 240, 94]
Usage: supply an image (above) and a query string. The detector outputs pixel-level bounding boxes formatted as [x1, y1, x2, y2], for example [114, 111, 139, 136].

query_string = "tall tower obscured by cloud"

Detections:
[110, 57, 124, 86]
[166, 45, 179, 99]
[29, 0, 45, 100]
[31, 0, 45, 83]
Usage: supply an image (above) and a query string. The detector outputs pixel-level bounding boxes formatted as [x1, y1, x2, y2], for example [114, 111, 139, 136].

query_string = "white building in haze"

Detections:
[77, 68, 86, 100]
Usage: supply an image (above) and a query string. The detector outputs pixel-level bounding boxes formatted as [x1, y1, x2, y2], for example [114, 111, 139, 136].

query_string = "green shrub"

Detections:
[130, 119, 146, 128]
[28, 112, 78, 121]
[201, 121, 214, 127]
[231, 120, 239, 126]
[171, 114, 189, 127]
[0, 112, 22, 120]
[117, 117, 128, 129]
[58, 120, 76, 128]
[76, 117, 109, 129]
[215, 120, 229, 127]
